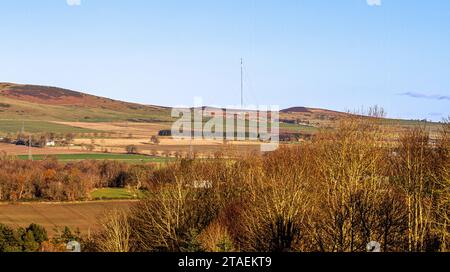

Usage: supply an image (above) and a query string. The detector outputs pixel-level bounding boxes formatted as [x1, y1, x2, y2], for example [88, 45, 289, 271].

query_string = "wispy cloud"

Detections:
[367, 0, 382, 7]
[428, 112, 443, 117]
[399, 92, 450, 101]
[67, 0, 81, 6]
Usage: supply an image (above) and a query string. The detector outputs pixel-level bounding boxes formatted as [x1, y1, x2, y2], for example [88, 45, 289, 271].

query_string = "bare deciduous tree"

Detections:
[95, 209, 131, 252]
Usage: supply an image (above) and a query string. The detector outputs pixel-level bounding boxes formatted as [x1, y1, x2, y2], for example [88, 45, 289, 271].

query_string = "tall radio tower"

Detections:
[240, 58, 244, 109]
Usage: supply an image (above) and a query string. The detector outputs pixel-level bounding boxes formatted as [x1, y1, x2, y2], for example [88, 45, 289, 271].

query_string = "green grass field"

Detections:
[280, 122, 318, 133]
[90, 188, 145, 200]
[17, 153, 172, 163]
[0, 120, 98, 134]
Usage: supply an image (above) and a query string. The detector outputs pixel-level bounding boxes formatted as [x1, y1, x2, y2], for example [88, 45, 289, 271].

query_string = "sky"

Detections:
[0, 0, 449, 121]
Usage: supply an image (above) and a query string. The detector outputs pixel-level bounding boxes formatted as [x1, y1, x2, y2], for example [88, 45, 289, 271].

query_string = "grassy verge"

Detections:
[17, 153, 172, 163]
[90, 188, 145, 200]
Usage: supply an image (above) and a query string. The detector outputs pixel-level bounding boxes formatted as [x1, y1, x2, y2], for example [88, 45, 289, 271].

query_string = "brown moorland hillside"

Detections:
[0, 82, 172, 122]
[0, 82, 158, 109]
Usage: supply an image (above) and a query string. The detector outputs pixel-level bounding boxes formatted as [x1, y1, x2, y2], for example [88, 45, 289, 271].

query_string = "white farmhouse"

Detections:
[46, 140, 56, 147]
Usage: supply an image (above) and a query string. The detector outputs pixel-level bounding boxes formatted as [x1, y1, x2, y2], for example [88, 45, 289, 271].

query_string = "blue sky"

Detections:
[0, 0, 449, 120]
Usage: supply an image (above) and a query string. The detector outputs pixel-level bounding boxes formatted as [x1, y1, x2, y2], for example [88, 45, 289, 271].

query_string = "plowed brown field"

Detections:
[0, 201, 135, 236]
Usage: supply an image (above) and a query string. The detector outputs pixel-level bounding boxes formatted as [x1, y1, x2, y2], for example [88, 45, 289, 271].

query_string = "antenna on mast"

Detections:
[240, 58, 244, 109]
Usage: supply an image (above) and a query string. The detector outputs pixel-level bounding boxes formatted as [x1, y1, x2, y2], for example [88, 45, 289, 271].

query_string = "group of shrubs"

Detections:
[0, 224, 82, 252]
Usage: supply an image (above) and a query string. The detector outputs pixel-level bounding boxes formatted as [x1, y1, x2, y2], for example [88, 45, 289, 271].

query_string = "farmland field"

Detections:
[0, 120, 99, 134]
[91, 188, 146, 200]
[0, 201, 135, 235]
[54, 121, 171, 138]
[280, 122, 318, 133]
[16, 153, 172, 163]
[0, 143, 90, 156]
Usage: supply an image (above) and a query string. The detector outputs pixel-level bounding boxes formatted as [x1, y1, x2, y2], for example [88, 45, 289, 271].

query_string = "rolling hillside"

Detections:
[0, 82, 357, 125]
[0, 82, 172, 122]
[0, 82, 441, 137]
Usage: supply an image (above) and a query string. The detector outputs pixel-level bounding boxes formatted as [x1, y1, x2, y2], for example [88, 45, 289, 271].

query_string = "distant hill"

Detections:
[0, 82, 440, 135]
[0, 82, 346, 123]
[281, 107, 311, 113]
[0, 83, 172, 122]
